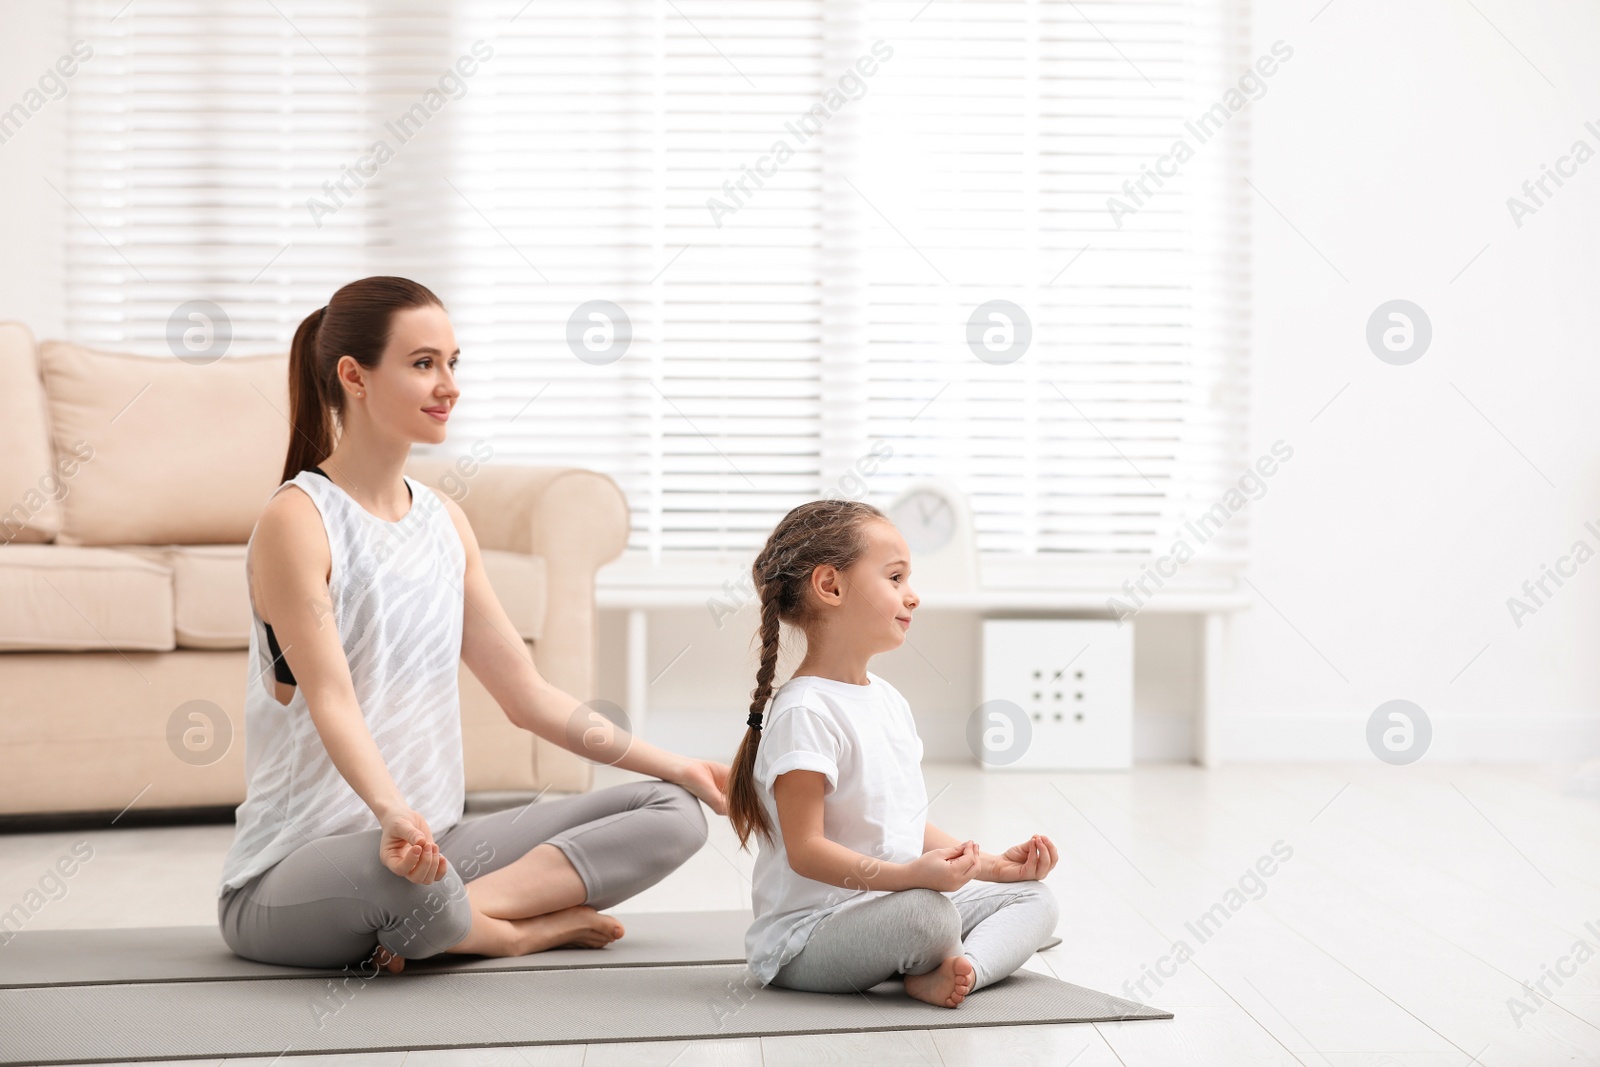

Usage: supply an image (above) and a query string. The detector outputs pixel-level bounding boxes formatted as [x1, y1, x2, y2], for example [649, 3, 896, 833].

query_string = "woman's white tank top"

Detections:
[217, 467, 467, 897]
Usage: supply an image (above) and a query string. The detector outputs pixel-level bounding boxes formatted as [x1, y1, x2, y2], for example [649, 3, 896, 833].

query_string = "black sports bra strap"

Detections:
[263, 620, 296, 687]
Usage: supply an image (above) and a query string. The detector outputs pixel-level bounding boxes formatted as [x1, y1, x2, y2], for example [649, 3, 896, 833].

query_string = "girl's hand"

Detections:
[905, 841, 980, 891]
[379, 807, 447, 884]
[984, 834, 1058, 882]
[673, 758, 730, 816]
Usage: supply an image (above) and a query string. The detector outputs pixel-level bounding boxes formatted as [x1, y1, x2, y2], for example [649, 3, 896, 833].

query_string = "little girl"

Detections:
[728, 499, 1060, 1007]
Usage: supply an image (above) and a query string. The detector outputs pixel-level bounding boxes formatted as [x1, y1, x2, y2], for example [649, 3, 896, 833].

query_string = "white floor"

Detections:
[4, 760, 1598, 1066]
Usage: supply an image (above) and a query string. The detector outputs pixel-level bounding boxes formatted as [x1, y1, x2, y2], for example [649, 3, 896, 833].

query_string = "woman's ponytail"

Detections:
[282, 306, 331, 485]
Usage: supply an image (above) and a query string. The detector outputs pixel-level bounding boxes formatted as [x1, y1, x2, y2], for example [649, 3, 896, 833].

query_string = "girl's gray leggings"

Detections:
[771, 880, 1059, 994]
[218, 780, 707, 969]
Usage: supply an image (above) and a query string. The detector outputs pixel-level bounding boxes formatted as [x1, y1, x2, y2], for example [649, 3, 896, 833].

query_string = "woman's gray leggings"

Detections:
[771, 880, 1059, 994]
[218, 781, 707, 969]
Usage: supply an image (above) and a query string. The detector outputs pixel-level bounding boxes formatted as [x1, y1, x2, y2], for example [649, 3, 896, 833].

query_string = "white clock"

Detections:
[883, 479, 978, 596]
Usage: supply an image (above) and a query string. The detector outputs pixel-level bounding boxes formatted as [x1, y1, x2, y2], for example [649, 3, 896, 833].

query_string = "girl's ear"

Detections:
[811, 564, 843, 604]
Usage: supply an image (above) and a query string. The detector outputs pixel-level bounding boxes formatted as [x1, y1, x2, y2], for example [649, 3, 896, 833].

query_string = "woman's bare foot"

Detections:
[510, 904, 625, 954]
[371, 946, 405, 974]
[903, 956, 975, 1008]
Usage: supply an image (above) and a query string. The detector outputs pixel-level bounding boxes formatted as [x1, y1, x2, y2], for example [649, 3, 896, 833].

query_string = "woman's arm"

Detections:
[256, 489, 447, 884]
[254, 489, 410, 822]
[776, 771, 977, 891]
[444, 496, 729, 813]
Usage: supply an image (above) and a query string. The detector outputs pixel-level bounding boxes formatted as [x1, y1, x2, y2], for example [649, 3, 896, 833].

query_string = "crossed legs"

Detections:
[770, 880, 1059, 1006]
[219, 780, 707, 970]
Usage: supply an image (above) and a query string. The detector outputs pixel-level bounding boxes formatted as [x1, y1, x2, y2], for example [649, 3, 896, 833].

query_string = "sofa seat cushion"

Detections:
[114, 544, 547, 650]
[114, 544, 254, 650]
[0, 545, 174, 652]
[1, 537, 546, 653]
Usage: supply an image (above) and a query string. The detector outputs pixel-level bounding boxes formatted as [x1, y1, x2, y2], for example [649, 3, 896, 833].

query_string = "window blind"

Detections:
[851, 0, 1250, 563]
[62, 2, 457, 356]
[64, 0, 1250, 574]
[446, 0, 832, 557]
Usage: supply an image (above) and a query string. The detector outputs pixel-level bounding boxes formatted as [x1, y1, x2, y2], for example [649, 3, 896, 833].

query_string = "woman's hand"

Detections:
[378, 806, 447, 884]
[904, 841, 981, 891]
[981, 834, 1058, 882]
[672, 758, 731, 816]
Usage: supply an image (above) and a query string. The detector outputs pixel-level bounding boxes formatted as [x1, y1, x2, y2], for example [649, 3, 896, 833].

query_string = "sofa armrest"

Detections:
[404, 458, 630, 792]
[409, 461, 630, 564]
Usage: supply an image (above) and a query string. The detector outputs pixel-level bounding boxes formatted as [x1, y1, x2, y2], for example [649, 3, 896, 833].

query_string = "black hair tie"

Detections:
[746, 711, 764, 731]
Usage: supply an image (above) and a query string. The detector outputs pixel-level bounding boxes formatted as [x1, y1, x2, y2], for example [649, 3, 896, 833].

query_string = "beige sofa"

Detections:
[0, 322, 629, 818]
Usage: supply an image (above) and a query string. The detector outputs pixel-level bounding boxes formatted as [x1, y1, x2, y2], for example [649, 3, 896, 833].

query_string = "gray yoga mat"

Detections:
[1, 961, 1170, 1065]
[0, 909, 751, 988]
[0, 911, 1064, 989]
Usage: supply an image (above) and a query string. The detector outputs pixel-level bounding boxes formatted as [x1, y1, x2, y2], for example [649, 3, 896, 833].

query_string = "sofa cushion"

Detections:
[0, 323, 66, 545]
[36, 342, 290, 547]
[114, 544, 547, 650]
[114, 544, 252, 650]
[0, 545, 174, 652]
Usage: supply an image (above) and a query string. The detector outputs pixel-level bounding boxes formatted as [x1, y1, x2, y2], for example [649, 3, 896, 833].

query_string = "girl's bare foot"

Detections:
[903, 955, 975, 1008]
[510, 904, 625, 954]
[371, 946, 405, 974]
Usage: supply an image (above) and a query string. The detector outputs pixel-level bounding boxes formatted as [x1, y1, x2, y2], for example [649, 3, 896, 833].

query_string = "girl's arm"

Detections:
[926, 820, 1060, 882]
[925, 820, 996, 876]
[777, 771, 977, 891]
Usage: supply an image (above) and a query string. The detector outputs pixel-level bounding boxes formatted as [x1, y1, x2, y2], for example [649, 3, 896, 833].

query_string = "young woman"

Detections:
[217, 276, 727, 973]
[728, 500, 1059, 1007]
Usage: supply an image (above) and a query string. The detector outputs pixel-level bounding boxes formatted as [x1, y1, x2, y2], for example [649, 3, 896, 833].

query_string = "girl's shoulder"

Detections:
[864, 669, 895, 691]
[866, 671, 911, 710]
[768, 671, 907, 724]
[768, 674, 837, 717]
[773, 671, 900, 702]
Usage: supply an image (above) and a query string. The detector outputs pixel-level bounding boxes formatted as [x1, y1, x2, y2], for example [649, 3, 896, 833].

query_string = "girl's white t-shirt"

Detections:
[745, 670, 927, 985]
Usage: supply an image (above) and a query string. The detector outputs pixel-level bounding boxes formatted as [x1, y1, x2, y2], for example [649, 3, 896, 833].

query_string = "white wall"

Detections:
[3, 0, 1595, 764]
[0, 2, 66, 336]
[1230, 0, 1600, 761]
[600, 1, 1600, 767]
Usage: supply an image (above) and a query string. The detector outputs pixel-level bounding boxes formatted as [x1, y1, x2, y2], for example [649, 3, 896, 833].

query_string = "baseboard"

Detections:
[0, 792, 585, 833]
[0, 804, 237, 835]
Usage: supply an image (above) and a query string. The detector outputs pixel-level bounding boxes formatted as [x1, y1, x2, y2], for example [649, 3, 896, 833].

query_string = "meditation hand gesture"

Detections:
[906, 840, 981, 891]
[379, 807, 447, 885]
[982, 834, 1058, 882]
